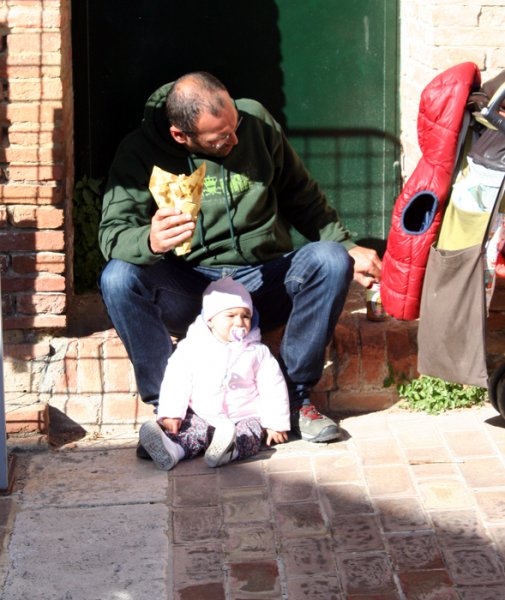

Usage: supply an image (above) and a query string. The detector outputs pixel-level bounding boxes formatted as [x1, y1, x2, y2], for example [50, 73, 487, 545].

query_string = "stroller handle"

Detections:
[479, 81, 505, 134]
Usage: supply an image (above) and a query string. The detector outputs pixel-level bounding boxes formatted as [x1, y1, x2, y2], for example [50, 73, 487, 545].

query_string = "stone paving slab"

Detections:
[2, 403, 505, 599]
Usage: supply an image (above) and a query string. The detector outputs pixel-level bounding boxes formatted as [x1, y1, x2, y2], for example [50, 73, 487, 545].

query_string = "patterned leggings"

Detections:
[165, 410, 264, 461]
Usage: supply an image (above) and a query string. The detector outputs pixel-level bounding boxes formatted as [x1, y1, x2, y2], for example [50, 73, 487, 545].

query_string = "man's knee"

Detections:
[301, 241, 354, 281]
[99, 259, 143, 302]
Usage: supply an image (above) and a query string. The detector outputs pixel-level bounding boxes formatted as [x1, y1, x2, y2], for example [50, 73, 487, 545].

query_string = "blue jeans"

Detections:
[99, 241, 354, 409]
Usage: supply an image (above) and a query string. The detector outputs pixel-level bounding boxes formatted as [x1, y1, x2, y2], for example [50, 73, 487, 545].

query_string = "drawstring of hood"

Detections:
[221, 164, 239, 252]
[188, 156, 238, 254]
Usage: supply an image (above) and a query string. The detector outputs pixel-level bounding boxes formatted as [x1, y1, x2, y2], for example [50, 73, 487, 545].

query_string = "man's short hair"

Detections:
[165, 71, 229, 133]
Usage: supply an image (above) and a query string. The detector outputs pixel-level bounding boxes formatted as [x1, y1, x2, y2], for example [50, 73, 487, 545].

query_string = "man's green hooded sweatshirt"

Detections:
[99, 83, 354, 267]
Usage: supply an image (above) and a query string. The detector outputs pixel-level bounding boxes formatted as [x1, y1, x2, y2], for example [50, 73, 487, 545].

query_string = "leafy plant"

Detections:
[72, 175, 105, 294]
[396, 375, 487, 415]
[383, 364, 487, 414]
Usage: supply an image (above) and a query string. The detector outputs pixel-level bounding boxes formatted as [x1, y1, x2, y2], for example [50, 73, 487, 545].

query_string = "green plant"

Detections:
[72, 175, 105, 294]
[396, 375, 487, 415]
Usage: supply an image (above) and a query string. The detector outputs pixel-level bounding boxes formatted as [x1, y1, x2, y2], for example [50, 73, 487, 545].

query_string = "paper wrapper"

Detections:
[149, 162, 206, 256]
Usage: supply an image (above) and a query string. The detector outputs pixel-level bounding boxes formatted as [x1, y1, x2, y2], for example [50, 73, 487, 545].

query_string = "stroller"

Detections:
[381, 64, 505, 418]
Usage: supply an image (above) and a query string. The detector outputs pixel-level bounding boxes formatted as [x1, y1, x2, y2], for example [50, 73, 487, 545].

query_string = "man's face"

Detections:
[171, 94, 242, 158]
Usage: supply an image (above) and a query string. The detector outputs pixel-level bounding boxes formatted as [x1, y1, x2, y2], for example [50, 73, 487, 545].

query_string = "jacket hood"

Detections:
[141, 82, 189, 158]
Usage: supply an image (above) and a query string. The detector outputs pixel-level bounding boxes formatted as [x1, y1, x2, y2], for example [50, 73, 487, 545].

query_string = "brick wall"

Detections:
[0, 0, 71, 333]
[400, 0, 505, 178]
[4, 2, 505, 442]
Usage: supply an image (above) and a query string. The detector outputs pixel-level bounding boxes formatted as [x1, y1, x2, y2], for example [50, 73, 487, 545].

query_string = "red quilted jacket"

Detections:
[381, 62, 481, 320]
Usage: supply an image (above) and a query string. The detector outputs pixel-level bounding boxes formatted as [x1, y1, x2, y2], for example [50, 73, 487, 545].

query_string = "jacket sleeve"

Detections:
[157, 343, 193, 420]
[254, 345, 291, 432]
[99, 132, 163, 265]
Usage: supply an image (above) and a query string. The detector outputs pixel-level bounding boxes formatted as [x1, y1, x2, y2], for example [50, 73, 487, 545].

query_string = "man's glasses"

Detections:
[182, 103, 243, 149]
[208, 115, 243, 150]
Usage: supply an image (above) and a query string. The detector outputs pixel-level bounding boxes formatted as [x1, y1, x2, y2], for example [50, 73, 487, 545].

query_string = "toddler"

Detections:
[139, 276, 290, 470]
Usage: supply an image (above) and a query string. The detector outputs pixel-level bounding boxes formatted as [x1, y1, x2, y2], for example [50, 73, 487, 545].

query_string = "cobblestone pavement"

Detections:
[2, 403, 505, 599]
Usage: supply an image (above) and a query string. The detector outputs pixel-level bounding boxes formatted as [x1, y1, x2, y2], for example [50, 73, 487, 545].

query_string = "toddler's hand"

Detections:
[265, 429, 289, 446]
[157, 417, 181, 434]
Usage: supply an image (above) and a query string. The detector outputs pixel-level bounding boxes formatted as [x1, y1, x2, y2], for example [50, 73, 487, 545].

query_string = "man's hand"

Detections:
[265, 429, 289, 446]
[348, 246, 382, 288]
[149, 207, 196, 254]
[157, 416, 182, 434]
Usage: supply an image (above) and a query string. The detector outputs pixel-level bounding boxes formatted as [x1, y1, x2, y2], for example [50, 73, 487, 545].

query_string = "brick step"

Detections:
[6, 280, 505, 445]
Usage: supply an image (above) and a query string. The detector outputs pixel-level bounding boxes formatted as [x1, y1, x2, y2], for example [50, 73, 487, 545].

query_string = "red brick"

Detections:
[2, 273, 65, 292]
[3, 314, 66, 329]
[3, 5, 62, 29]
[0, 102, 63, 125]
[6, 404, 48, 434]
[77, 337, 103, 394]
[1, 64, 62, 79]
[360, 321, 388, 387]
[0, 184, 62, 204]
[0, 230, 65, 251]
[8, 163, 65, 182]
[9, 206, 64, 228]
[487, 310, 505, 331]
[336, 353, 361, 389]
[334, 317, 360, 355]
[7, 31, 62, 54]
[55, 395, 101, 427]
[329, 389, 398, 414]
[4, 53, 61, 69]
[386, 326, 418, 381]
[102, 335, 129, 359]
[2, 294, 14, 315]
[54, 339, 77, 393]
[4, 342, 52, 360]
[1, 145, 64, 163]
[7, 127, 64, 144]
[101, 393, 152, 424]
[0, 254, 10, 271]
[103, 355, 135, 394]
[11, 252, 65, 274]
[17, 292, 66, 314]
[311, 390, 330, 412]
[9, 78, 63, 102]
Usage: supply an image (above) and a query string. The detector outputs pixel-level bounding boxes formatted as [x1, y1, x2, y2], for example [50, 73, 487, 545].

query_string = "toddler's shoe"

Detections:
[139, 421, 180, 471]
[205, 419, 237, 468]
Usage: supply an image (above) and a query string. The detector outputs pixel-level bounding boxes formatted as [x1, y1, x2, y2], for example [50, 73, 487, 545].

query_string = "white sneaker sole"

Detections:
[139, 421, 177, 471]
[205, 420, 237, 468]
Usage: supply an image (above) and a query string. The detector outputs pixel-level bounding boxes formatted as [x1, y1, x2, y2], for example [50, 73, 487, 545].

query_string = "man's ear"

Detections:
[170, 125, 189, 145]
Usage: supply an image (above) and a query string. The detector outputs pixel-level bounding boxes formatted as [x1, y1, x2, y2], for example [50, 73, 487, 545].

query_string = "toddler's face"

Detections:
[208, 307, 252, 343]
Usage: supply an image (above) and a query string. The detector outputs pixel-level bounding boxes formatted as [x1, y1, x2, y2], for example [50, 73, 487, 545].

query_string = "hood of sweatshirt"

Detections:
[141, 82, 189, 157]
[99, 81, 353, 266]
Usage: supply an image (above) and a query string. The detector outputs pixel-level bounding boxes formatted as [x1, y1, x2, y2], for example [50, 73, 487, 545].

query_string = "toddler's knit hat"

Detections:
[202, 277, 253, 322]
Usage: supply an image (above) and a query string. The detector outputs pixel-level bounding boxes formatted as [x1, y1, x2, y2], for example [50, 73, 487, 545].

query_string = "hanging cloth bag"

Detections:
[417, 168, 505, 389]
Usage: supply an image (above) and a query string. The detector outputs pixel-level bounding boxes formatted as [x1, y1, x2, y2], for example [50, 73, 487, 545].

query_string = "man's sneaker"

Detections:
[205, 420, 237, 468]
[139, 421, 180, 471]
[291, 404, 341, 443]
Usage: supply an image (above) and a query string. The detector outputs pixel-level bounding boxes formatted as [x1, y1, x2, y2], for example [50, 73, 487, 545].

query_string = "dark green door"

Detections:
[72, 1, 399, 249]
[277, 1, 400, 248]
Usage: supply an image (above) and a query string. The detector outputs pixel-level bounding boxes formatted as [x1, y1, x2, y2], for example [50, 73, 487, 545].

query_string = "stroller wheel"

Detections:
[489, 362, 505, 416]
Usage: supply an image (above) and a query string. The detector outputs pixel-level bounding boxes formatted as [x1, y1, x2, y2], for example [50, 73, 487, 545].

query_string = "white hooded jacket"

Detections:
[157, 315, 290, 432]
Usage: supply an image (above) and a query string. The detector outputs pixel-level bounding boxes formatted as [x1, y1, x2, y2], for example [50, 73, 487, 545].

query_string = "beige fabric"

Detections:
[417, 243, 488, 388]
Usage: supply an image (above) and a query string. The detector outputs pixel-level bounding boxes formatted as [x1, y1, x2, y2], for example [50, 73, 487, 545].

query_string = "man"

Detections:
[99, 71, 381, 453]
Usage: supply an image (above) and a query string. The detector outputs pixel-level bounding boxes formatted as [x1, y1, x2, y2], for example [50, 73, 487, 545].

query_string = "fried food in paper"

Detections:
[149, 162, 206, 255]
